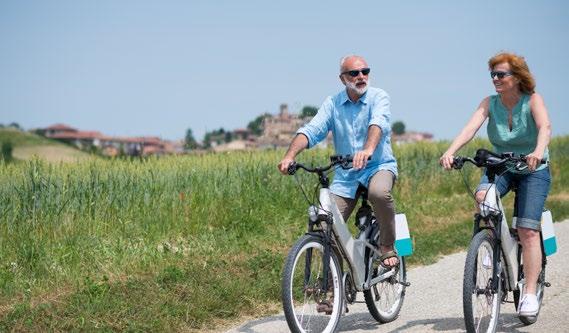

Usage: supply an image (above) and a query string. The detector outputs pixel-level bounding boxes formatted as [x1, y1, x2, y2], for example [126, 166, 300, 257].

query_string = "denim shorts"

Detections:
[476, 167, 551, 231]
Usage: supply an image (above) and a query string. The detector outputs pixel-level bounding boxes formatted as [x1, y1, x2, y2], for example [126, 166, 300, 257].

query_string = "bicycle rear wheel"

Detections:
[364, 255, 407, 323]
[463, 231, 502, 333]
[282, 234, 343, 333]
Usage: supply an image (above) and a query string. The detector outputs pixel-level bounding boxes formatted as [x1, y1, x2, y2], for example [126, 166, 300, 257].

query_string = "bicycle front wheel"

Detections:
[364, 255, 407, 323]
[463, 231, 502, 333]
[282, 234, 343, 333]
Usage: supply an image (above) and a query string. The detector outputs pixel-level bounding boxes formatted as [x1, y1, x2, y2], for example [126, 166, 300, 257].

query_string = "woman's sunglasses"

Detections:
[342, 68, 371, 77]
[490, 71, 513, 79]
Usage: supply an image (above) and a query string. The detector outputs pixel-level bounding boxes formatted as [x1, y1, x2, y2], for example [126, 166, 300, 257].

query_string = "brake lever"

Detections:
[515, 161, 528, 171]
[287, 162, 298, 175]
[340, 160, 352, 169]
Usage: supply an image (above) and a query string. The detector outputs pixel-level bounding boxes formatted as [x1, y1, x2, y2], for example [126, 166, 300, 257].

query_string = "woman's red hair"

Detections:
[488, 52, 536, 94]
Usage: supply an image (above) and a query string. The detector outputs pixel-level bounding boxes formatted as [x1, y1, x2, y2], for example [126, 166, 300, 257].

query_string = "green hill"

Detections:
[0, 128, 94, 162]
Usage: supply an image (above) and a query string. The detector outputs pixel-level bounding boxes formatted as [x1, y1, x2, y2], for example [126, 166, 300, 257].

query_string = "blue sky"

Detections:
[1, 1, 568, 142]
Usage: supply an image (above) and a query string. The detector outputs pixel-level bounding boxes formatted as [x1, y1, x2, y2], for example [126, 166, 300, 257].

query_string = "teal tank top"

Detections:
[487, 94, 549, 172]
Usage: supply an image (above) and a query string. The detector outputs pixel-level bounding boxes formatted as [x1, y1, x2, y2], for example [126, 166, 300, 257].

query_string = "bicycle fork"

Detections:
[473, 214, 504, 295]
[304, 212, 334, 296]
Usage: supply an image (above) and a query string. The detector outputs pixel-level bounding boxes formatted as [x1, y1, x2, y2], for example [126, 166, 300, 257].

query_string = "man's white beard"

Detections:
[345, 80, 369, 96]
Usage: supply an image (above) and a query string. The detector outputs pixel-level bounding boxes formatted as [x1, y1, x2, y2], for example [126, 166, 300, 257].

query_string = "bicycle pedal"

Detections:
[400, 281, 411, 287]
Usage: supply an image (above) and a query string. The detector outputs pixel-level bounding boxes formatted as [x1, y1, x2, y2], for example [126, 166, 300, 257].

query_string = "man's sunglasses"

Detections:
[490, 71, 513, 79]
[342, 68, 371, 77]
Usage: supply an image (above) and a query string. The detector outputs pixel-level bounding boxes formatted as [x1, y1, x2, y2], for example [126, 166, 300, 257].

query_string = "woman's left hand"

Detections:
[525, 151, 543, 171]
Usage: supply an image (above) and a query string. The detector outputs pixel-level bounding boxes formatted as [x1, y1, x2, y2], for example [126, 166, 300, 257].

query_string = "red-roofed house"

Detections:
[39, 123, 78, 137]
[38, 124, 183, 156]
[38, 123, 102, 149]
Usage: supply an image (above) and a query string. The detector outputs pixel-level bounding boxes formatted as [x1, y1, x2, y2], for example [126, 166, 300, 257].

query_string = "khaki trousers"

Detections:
[332, 170, 396, 247]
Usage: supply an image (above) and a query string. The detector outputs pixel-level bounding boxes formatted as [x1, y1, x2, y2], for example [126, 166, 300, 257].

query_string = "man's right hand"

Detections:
[439, 152, 455, 170]
[278, 157, 295, 175]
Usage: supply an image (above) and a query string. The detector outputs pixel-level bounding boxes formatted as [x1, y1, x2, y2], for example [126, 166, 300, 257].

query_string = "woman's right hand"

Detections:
[439, 152, 455, 170]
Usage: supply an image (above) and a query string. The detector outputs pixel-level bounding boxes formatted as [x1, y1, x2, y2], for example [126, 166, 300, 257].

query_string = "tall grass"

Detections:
[1, 137, 568, 331]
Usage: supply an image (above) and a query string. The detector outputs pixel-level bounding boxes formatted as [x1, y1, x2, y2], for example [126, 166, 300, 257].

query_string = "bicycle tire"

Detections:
[463, 231, 502, 333]
[363, 255, 407, 323]
[513, 267, 546, 325]
[282, 234, 343, 333]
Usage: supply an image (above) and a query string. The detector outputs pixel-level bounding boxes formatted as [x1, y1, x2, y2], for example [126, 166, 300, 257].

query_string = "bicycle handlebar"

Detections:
[287, 154, 365, 175]
[452, 148, 547, 171]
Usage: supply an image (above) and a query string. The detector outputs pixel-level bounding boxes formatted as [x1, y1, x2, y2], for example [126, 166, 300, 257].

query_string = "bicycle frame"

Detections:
[476, 184, 519, 291]
[315, 186, 397, 291]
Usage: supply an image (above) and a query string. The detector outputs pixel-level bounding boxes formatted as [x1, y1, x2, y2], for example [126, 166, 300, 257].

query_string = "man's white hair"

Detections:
[339, 54, 364, 73]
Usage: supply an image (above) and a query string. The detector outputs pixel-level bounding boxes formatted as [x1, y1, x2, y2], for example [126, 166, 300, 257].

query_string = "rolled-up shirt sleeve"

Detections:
[368, 91, 391, 135]
[297, 97, 333, 148]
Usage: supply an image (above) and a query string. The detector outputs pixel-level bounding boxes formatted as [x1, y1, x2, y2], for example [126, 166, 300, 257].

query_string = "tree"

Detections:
[185, 128, 198, 150]
[225, 131, 233, 143]
[203, 127, 226, 148]
[300, 106, 318, 119]
[203, 133, 212, 148]
[392, 121, 406, 135]
[247, 113, 271, 136]
[8, 122, 21, 130]
[1, 141, 13, 162]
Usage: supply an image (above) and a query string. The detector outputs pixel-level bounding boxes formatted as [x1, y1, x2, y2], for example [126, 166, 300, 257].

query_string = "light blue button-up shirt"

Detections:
[297, 87, 398, 199]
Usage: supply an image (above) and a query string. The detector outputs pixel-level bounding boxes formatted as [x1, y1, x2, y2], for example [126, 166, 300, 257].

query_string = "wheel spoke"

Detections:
[463, 233, 501, 332]
[282, 236, 342, 333]
[364, 257, 406, 323]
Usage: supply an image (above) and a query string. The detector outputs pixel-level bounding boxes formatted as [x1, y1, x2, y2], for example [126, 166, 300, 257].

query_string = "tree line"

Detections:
[185, 106, 407, 150]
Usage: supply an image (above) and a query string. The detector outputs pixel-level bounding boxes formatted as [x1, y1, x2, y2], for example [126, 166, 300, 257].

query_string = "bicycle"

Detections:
[452, 148, 557, 332]
[281, 155, 413, 333]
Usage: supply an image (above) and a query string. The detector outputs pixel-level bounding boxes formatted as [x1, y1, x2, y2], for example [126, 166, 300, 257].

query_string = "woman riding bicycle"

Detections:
[439, 52, 552, 317]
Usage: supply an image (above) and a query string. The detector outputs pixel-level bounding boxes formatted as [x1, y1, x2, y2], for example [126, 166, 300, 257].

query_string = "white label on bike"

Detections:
[395, 213, 413, 256]
[541, 210, 557, 256]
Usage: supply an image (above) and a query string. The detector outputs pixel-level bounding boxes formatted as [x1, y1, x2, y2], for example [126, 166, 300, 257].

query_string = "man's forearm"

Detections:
[284, 134, 309, 159]
[363, 125, 382, 153]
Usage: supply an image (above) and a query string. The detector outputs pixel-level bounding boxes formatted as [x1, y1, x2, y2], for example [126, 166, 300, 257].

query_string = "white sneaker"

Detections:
[518, 293, 539, 316]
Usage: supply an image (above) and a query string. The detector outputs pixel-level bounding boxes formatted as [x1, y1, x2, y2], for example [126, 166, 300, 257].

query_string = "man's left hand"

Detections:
[353, 150, 372, 170]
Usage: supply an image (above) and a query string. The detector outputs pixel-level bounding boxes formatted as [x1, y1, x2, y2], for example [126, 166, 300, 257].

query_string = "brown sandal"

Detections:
[316, 299, 334, 315]
[379, 250, 399, 269]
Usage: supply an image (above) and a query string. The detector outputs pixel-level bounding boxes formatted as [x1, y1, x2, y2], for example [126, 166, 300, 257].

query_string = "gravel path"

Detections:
[227, 220, 569, 332]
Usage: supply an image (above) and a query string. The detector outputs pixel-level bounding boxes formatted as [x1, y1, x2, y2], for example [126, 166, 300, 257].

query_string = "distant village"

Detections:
[35, 103, 433, 157]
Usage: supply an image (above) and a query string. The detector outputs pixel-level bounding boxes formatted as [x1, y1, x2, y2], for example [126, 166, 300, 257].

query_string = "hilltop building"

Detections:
[257, 104, 312, 148]
[392, 131, 434, 144]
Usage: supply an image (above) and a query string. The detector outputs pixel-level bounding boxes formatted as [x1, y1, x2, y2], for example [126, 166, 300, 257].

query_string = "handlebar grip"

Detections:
[452, 157, 464, 169]
[287, 162, 298, 175]
[330, 154, 372, 162]
[519, 154, 549, 165]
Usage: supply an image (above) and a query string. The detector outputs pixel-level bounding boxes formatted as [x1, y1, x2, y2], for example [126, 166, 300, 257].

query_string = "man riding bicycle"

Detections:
[277, 54, 399, 268]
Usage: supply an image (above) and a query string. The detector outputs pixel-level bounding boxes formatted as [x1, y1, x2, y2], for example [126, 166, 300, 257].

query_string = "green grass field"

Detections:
[1, 136, 568, 331]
